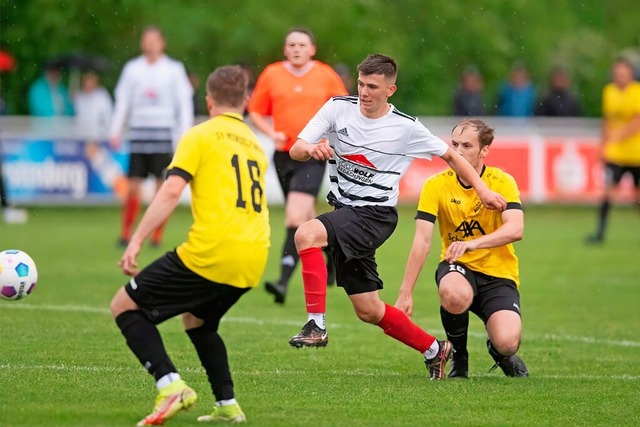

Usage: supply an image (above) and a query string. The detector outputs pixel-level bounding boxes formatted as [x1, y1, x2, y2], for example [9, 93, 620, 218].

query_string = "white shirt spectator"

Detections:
[74, 85, 113, 141]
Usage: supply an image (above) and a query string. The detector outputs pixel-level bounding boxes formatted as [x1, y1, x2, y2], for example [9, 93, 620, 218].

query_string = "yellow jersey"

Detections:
[417, 166, 521, 286]
[602, 81, 640, 165]
[167, 113, 270, 288]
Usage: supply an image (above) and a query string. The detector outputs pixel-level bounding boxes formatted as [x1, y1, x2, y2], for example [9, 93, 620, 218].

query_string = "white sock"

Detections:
[216, 398, 237, 407]
[424, 340, 440, 360]
[156, 372, 181, 390]
[308, 313, 325, 329]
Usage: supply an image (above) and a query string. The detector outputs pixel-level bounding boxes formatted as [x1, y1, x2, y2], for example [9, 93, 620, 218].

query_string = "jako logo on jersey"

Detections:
[338, 127, 349, 137]
[450, 198, 461, 204]
[455, 220, 486, 237]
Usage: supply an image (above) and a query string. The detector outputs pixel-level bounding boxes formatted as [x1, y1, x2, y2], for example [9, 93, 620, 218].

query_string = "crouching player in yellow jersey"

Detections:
[110, 65, 270, 425]
[396, 118, 528, 378]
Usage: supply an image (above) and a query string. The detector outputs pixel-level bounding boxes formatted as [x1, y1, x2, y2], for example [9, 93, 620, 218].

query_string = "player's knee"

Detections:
[285, 210, 314, 228]
[294, 221, 320, 251]
[492, 336, 520, 356]
[354, 308, 379, 324]
[439, 286, 472, 314]
[353, 302, 384, 324]
[110, 287, 137, 318]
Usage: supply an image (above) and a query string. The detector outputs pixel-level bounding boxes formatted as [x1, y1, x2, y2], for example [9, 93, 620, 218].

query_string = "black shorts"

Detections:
[273, 150, 326, 197]
[435, 261, 521, 323]
[604, 163, 640, 187]
[124, 250, 250, 328]
[128, 152, 173, 179]
[318, 202, 398, 295]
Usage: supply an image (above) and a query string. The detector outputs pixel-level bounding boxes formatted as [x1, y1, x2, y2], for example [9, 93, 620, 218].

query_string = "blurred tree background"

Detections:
[1, 0, 639, 116]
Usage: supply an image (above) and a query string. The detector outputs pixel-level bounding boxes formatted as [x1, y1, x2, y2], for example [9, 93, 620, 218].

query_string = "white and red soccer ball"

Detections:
[0, 249, 38, 301]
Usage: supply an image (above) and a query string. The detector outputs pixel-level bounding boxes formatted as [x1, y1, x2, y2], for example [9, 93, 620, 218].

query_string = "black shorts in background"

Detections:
[273, 150, 326, 197]
[128, 152, 173, 179]
[124, 250, 249, 328]
[318, 203, 398, 295]
[604, 162, 640, 187]
[435, 260, 521, 323]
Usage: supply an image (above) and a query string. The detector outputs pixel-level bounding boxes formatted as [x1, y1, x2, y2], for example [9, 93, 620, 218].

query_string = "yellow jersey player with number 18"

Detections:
[110, 65, 269, 426]
[172, 104, 270, 288]
[397, 118, 528, 379]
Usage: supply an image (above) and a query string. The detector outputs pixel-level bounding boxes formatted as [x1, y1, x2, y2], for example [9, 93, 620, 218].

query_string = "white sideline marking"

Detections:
[3, 302, 640, 348]
[0, 363, 637, 381]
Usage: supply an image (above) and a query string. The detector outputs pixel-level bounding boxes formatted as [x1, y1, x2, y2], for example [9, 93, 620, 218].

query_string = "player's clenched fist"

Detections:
[308, 138, 334, 161]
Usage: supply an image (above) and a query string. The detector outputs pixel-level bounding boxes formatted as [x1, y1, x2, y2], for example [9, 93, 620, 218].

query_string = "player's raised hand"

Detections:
[308, 138, 334, 161]
[118, 241, 141, 276]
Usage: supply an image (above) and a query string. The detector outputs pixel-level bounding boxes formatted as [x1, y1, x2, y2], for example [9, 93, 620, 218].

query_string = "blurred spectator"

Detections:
[535, 66, 582, 117]
[27, 62, 74, 116]
[586, 58, 640, 244]
[74, 71, 113, 141]
[110, 25, 193, 247]
[496, 62, 536, 117]
[0, 49, 15, 114]
[334, 62, 356, 95]
[0, 49, 28, 223]
[453, 65, 486, 116]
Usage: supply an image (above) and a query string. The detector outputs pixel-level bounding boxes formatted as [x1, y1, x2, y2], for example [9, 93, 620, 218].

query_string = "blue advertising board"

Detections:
[1, 138, 129, 204]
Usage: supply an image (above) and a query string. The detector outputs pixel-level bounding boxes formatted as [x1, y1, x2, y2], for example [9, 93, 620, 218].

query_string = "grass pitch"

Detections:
[1, 204, 639, 426]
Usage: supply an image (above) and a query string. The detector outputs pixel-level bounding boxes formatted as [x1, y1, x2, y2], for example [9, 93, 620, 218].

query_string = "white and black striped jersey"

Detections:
[110, 54, 193, 153]
[298, 95, 448, 206]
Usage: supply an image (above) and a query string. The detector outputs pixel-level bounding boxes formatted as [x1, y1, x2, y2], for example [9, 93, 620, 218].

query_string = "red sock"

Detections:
[376, 303, 436, 353]
[299, 247, 327, 313]
[152, 220, 167, 244]
[121, 196, 140, 240]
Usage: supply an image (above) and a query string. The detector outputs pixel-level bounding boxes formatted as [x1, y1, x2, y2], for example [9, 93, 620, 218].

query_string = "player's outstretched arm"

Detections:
[445, 209, 523, 263]
[396, 220, 435, 317]
[289, 138, 334, 162]
[440, 148, 506, 211]
[118, 175, 186, 276]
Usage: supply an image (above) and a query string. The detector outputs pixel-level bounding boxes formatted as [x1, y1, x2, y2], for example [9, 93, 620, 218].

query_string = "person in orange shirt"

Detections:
[248, 27, 348, 304]
[586, 58, 640, 244]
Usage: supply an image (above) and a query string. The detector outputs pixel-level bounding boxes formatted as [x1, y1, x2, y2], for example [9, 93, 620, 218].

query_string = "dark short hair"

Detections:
[357, 54, 397, 80]
[206, 65, 248, 108]
[285, 27, 315, 45]
[452, 118, 495, 147]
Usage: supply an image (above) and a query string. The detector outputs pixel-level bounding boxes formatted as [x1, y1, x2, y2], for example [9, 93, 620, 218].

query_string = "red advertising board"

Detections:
[398, 136, 635, 204]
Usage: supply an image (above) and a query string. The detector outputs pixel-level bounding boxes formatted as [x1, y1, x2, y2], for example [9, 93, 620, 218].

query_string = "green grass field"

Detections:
[1, 204, 639, 426]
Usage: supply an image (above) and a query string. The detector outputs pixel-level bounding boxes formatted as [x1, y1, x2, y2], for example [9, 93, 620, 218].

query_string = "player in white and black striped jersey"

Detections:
[287, 54, 507, 380]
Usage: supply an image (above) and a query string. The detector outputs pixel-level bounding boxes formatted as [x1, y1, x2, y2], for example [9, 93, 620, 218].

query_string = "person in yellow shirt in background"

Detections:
[396, 118, 528, 378]
[587, 58, 640, 244]
[110, 65, 269, 426]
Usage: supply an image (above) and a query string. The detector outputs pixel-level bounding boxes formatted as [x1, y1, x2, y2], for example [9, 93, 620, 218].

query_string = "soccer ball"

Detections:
[0, 249, 38, 301]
